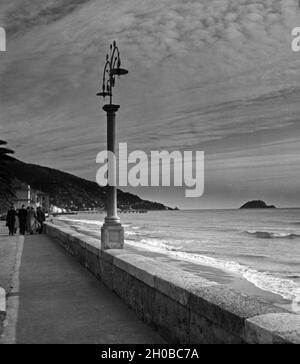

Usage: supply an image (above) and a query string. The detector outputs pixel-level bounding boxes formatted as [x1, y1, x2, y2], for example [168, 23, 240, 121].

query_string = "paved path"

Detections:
[0, 228, 18, 293]
[0, 227, 164, 344]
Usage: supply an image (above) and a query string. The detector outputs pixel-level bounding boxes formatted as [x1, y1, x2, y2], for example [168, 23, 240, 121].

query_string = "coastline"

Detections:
[53, 218, 292, 313]
[126, 244, 292, 312]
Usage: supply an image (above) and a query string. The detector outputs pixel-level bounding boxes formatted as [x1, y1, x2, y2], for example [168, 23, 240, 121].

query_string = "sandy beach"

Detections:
[53, 218, 292, 313]
[125, 243, 292, 312]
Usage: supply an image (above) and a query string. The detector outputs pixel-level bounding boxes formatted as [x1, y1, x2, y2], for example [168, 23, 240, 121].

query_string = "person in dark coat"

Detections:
[6, 204, 16, 236]
[36, 207, 46, 234]
[26, 207, 36, 235]
[18, 205, 27, 235]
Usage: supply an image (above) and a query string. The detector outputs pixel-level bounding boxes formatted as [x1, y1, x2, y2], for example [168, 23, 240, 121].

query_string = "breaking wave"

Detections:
[125, 238, 300, 301]
[246, 230, 300, 239]
[57, 217, 104, 226]
[55, 217, 300, 302]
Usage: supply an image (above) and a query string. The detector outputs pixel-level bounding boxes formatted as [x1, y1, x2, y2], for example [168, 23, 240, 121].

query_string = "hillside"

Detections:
[6, 158, 172, 212]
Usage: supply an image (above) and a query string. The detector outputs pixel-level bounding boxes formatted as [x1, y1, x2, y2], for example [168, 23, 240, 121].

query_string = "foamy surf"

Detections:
[246, 230, 300, 239]
[56, 217, 104, 226]
[125, 238, 300, 301]
[55, 216, 300, 303]
[56, 217, 132, 228]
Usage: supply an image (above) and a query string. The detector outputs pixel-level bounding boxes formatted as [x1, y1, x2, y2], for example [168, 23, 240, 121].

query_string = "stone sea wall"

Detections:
[44, 222, 300, 344]
[0, 287, 6, 336]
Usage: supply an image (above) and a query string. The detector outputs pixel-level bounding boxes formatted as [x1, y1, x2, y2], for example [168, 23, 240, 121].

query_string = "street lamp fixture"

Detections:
[97, 40, 128, 105]
[97, 41, 128, 250]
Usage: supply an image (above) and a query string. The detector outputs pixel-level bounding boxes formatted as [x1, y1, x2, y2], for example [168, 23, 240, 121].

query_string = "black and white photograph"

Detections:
[0, 0, 300, 346]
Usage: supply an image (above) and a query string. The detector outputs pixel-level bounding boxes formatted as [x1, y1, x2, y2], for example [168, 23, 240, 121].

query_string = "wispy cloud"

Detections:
[1, 0, 300, 207]
[2, 0, 92, 36]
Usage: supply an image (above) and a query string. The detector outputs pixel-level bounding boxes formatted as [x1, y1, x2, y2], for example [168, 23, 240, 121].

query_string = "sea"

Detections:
[56, 209, 300, 312]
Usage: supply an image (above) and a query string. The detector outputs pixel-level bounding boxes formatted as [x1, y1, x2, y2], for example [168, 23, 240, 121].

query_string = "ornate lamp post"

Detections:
[97, 41, 128, 250]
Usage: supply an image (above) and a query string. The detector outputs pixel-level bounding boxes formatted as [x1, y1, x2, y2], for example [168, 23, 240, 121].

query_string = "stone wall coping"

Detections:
[0, 287, 6, 335]
[245, 313, 300, 344]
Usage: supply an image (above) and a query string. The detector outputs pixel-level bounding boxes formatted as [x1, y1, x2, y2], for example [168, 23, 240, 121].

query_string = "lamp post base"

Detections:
[101, 222, 124, 250]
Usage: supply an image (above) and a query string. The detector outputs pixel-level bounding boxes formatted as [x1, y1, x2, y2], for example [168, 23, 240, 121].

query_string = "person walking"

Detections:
[14, 208, 20, 234]
[18, 205, 27, 235]
[6, 203, 16, 236]
[26, 206, 36, 235]
[36, 207, 46, 234]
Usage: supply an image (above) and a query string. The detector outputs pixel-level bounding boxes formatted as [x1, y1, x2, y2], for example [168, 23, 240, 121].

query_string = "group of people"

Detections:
[6, 204, 46, 236]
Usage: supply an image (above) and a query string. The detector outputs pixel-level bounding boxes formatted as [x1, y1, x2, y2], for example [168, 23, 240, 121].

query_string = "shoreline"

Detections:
[125, 243, 292, 313]
[53, 218, 293, 313]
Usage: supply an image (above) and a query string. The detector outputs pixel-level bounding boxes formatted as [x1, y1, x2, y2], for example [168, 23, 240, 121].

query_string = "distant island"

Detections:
[240, 200, 276, 209]
[3, 158, 175, 213]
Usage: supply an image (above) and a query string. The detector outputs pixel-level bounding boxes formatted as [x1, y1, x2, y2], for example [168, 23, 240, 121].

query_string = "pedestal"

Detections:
[101, 222, 124, 250]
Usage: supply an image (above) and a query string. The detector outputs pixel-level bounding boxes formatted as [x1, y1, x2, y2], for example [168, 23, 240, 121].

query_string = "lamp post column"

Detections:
[101, 104, 124, 250]
[97, 40, 127, 250]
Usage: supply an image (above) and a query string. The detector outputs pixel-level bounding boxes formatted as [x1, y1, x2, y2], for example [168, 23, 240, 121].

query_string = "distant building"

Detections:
[13, 185, 31, 208]
[36, 193, 50, 212]
[13, 184, 49, 212]
[50, 205, 67, 214]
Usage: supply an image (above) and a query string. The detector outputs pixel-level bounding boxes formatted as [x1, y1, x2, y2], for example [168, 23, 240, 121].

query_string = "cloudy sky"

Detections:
[1, 0, 300, 209]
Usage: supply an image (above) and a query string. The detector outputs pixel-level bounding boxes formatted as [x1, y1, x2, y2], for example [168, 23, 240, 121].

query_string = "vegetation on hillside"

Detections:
[7, 158, 171, 212]
[0, 140, 15, 210]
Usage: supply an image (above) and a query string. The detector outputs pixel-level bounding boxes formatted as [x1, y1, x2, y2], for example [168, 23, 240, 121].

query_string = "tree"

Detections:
[0, 140, 15, 209]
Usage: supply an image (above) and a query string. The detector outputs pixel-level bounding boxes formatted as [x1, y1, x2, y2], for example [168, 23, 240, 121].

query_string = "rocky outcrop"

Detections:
[240, 200, 276, 209]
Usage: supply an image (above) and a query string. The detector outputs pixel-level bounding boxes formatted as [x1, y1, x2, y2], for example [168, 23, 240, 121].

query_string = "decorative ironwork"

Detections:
[97, 40, 128, 104]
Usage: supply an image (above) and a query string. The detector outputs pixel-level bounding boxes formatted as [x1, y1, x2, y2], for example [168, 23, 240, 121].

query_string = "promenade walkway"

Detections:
[0, 225, 164, 344]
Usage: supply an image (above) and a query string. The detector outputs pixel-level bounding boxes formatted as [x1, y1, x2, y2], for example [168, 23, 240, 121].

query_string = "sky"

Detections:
[0, 0, 300, 209]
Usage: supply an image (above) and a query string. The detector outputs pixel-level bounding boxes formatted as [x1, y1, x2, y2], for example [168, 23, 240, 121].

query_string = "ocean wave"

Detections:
[235, 254, 268, 260]
[56, 217, 300, 302]
[246, 230, 300, 239]
[125, 239, 300, 301]
[125, 230, 138, 236]
[56, 217, 132, 228]
[139, 238, 183, 252]
[56, 217, 104, 226]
